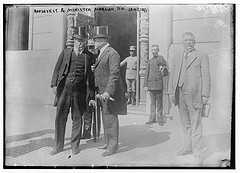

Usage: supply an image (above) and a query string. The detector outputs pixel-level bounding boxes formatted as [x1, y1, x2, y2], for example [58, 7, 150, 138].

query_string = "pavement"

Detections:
[4, 102, 231, 167]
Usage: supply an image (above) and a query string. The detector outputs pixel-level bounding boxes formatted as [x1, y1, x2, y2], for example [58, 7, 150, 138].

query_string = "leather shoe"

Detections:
[72, 147, 80, 155]
[145, 121, 155, 124]
[195, 155, 203, 166]
[81, 134, 91, 139]
[101, 149, 117, 157]
[97, 144, 107, 149]
[49, 148, 63, 155]
[176, 149, 193, 156]
[158, 122, 164, 126]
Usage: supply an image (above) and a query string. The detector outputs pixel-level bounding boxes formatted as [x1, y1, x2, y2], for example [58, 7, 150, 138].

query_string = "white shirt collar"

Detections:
[74, 48, 83, 56]
[100, 43, 109, 53]
[98, 43, 109, 58]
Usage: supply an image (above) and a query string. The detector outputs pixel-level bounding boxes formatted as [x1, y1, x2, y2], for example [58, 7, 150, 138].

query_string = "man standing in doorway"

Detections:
[93, 26, 127, 157]
[168, 32, 211, 165]
[144, 45, 168, 126]
[50, 27, 94, 155]
[120, 46, 138, 105]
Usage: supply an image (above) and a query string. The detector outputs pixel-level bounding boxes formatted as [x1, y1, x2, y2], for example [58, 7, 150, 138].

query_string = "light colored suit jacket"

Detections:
[167, 49, 211, 108]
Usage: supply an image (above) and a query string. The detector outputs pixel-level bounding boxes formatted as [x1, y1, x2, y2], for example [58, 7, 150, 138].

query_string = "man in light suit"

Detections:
[50, 27, 95, 155]
[168, 32, 211, 165]
[93, 26, 127, 157]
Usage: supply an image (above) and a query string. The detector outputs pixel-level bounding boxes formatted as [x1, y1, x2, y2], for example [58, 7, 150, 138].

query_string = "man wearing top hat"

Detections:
[120, 46, 138, 105]
[93, 26, 127, 157]
[50, 27, 95, 155]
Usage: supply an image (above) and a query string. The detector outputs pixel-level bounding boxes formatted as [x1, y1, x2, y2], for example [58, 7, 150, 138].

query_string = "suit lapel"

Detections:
[66, 48, 73, 66]
[176, 51, 184, 76]
[95, 46, 110, 68]
[186, 51, 198, 69]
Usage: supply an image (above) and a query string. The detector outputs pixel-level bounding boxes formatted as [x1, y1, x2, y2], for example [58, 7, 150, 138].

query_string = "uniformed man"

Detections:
[120, 46, 138, 105]
[144, 45, 168, 126]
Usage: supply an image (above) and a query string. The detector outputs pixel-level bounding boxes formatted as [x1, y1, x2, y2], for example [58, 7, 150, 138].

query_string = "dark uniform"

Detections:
[144, 55, 168, 125]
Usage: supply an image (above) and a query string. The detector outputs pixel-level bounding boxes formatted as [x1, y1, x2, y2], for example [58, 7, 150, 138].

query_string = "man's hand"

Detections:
[202, 96, 209, 105]
[101, 92, 110, 101]
[89, 100, 96, 107]
[52, 86, 57, 95]
[144, 87, 148, 92]
[169, 94, 175, 103]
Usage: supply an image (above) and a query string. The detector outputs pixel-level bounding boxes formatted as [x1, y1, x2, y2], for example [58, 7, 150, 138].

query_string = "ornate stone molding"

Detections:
[66, 7, 95, 48]
[139, 7, 149, 77]
[66, 10, 76, 48]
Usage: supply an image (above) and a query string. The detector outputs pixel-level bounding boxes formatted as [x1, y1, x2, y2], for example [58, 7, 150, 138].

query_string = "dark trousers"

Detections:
[82, 104, 92, 136]
[99, 99, 119, 151]
[178, 87, 202, 155]
[148, 90, 163, 123]
[54, 78, 86, 150]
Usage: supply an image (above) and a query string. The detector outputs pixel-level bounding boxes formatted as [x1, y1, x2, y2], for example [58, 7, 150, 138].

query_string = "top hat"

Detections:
[129, 46, 136, 51]
[93, 26, 111, 39]
[73, 27, 87, 40]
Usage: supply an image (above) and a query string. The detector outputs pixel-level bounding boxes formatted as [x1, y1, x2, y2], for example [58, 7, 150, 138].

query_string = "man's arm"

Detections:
[50, 50, 64, 88]
[201, 53, 211, 103]
[120, 57, 127, 67]
[105, 51, 120, 96]
[143, 60, 150, 91]
[158, 56, 168, 76]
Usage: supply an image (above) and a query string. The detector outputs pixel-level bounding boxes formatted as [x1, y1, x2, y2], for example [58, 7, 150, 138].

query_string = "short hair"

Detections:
[182, 32, 195, 40]
[151, 44, 159, 50]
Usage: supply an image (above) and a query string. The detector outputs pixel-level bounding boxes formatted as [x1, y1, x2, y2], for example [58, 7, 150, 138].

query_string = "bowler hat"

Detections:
[129, 46, 136, 51]
[93, 26, 111, 39]
[73, 27, 87, 40]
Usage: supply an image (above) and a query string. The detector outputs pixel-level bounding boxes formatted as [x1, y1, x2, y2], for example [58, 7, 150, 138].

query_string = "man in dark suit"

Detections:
[50, 27, 95, 155]
[168, 32, 211, 165]
[93, 26, 127, 157]
[144, 45, 168, 126]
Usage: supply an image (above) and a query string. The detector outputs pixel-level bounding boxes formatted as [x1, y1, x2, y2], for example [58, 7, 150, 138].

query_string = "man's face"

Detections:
[130, 51, 134, 56]
[74, 39, 86, 52]
[182, 35, 195, 51]
[151, 46, 159, 56]
[94, 38, 103, 50]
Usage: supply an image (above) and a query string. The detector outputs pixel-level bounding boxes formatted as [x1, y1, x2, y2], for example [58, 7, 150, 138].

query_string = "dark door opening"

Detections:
[95, 6, 137, 92]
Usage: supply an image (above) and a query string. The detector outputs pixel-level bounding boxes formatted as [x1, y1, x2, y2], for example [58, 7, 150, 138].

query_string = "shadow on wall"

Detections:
[201, 133, 231, 161]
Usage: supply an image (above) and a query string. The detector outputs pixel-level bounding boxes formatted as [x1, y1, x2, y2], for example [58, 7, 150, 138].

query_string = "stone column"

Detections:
[138, 7, 149, 103]
[66, 10, 76, 48]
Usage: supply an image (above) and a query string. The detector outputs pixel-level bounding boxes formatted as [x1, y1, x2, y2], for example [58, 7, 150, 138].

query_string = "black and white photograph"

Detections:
[3, 2, 235, 169]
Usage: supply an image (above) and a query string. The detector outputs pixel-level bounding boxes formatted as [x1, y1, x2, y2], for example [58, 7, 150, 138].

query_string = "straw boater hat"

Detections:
[93, 26, 111, 39]
[73, 27, 87, 40]
[129, 46, 136, 51]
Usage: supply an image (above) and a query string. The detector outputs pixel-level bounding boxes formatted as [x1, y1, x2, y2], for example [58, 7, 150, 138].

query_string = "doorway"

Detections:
[95, 6, 138, 92]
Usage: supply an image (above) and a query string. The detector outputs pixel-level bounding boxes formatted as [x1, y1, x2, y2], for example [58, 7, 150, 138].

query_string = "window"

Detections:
[6, 6, 30, 50]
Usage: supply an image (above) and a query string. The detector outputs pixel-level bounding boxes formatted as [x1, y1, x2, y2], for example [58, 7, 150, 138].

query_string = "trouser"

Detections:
[148, 90, 163, 123]
[82, 104, 92, 136]
[178, 87, 202, 155]
[99, 99, 119, 151]
[54, 78, 86, 150]
[126, 78, 136, 92]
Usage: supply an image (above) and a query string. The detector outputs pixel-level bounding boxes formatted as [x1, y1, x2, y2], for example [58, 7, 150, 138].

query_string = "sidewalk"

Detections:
[5, 103, 231, 167]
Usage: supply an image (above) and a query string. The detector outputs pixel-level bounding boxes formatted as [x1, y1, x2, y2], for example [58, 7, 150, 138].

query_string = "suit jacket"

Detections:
[144, 55, 168, 90]
[50, 48, 94, 106]
[94, 46, 127, 115]
[167, 49, 211, 108]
